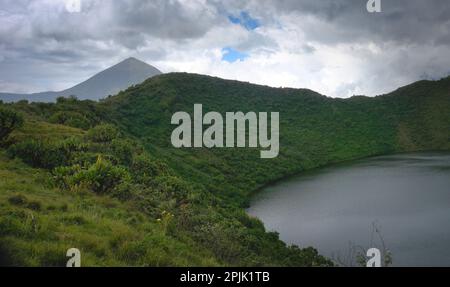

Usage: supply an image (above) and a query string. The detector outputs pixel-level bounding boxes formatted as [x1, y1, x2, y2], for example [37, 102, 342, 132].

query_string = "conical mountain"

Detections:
[0, 57, 162, 102]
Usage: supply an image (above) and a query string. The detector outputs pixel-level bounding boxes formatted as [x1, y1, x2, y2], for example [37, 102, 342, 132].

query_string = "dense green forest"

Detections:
[0, 73, 449, 266]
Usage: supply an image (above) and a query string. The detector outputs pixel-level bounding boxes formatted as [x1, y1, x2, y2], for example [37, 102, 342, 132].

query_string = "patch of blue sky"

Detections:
[228, 11, 260, 30]
[222, 47, 249, 63]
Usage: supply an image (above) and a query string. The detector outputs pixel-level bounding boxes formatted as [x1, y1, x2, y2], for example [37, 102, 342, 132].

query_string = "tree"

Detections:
[87, 124, 119, 143]
[0, 107, 24, 142]
[49, 111, 91, 129]
[72, 156, 131, 194]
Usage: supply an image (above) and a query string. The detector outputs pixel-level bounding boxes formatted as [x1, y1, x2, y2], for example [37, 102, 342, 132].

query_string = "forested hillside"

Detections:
[103, 73, 450, 205]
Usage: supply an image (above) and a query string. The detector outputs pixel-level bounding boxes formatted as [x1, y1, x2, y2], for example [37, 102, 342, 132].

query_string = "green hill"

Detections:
[0, 73, 449, 266]
[102, 73, 450, 204]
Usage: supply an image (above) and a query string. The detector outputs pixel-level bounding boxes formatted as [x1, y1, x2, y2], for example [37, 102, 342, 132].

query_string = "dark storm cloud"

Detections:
[1, 0, 222, 60]
[110, 1, 220, 40]
[2, 0, 448, 59]
[256, 0, 450, 45]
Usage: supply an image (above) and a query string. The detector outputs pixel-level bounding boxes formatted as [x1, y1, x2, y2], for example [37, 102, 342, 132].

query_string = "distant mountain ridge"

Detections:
[0, 57, 162, 103]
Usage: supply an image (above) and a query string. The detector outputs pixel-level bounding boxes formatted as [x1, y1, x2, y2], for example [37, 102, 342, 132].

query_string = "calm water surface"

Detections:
[247, 153, 450, 266]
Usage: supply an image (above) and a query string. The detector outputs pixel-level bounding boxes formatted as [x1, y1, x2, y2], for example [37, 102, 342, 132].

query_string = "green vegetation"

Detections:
[0, 107, 23, 142]
[0, 153, 218, 266]
[0, 73, 449, 266]
[86, 124, 120, 143]
[104, 73, 450, 205]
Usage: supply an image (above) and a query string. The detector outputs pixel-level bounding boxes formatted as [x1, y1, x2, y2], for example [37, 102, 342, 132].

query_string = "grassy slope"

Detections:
[0, 120, 219, 266]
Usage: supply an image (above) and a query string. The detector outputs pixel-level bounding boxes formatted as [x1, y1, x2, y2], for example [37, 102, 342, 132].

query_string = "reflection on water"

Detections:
[247, 153, 450, 266]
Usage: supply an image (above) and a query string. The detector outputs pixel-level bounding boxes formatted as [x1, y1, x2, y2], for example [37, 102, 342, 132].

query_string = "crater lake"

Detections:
[247, 153, 450, 266]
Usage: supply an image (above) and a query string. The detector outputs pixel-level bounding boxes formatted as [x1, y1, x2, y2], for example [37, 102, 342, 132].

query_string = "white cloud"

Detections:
[0, 0, 449, 97]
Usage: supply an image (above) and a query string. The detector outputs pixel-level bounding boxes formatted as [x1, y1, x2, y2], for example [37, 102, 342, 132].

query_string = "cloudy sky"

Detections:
[0, 0, 449, 97]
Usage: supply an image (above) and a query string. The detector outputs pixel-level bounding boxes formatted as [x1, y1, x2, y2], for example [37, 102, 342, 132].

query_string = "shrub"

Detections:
[111, 139, 135, 166]
[58, 137, 88, 163]
[87, 124, 119, 143]
[53, 165, 83, 189]
[7, 139, 66, 169]
[49, 111, 91, 129]
[69, 151, 99, 166]
[7, 137, 85, 169]
[0, 107, 24, 142]
[55, 156, 131, 195]
[56, 95, 78, 104]
[151, 176, 191, 206]
[110, 181, 137, 201]
[130, 154, 170, 184]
